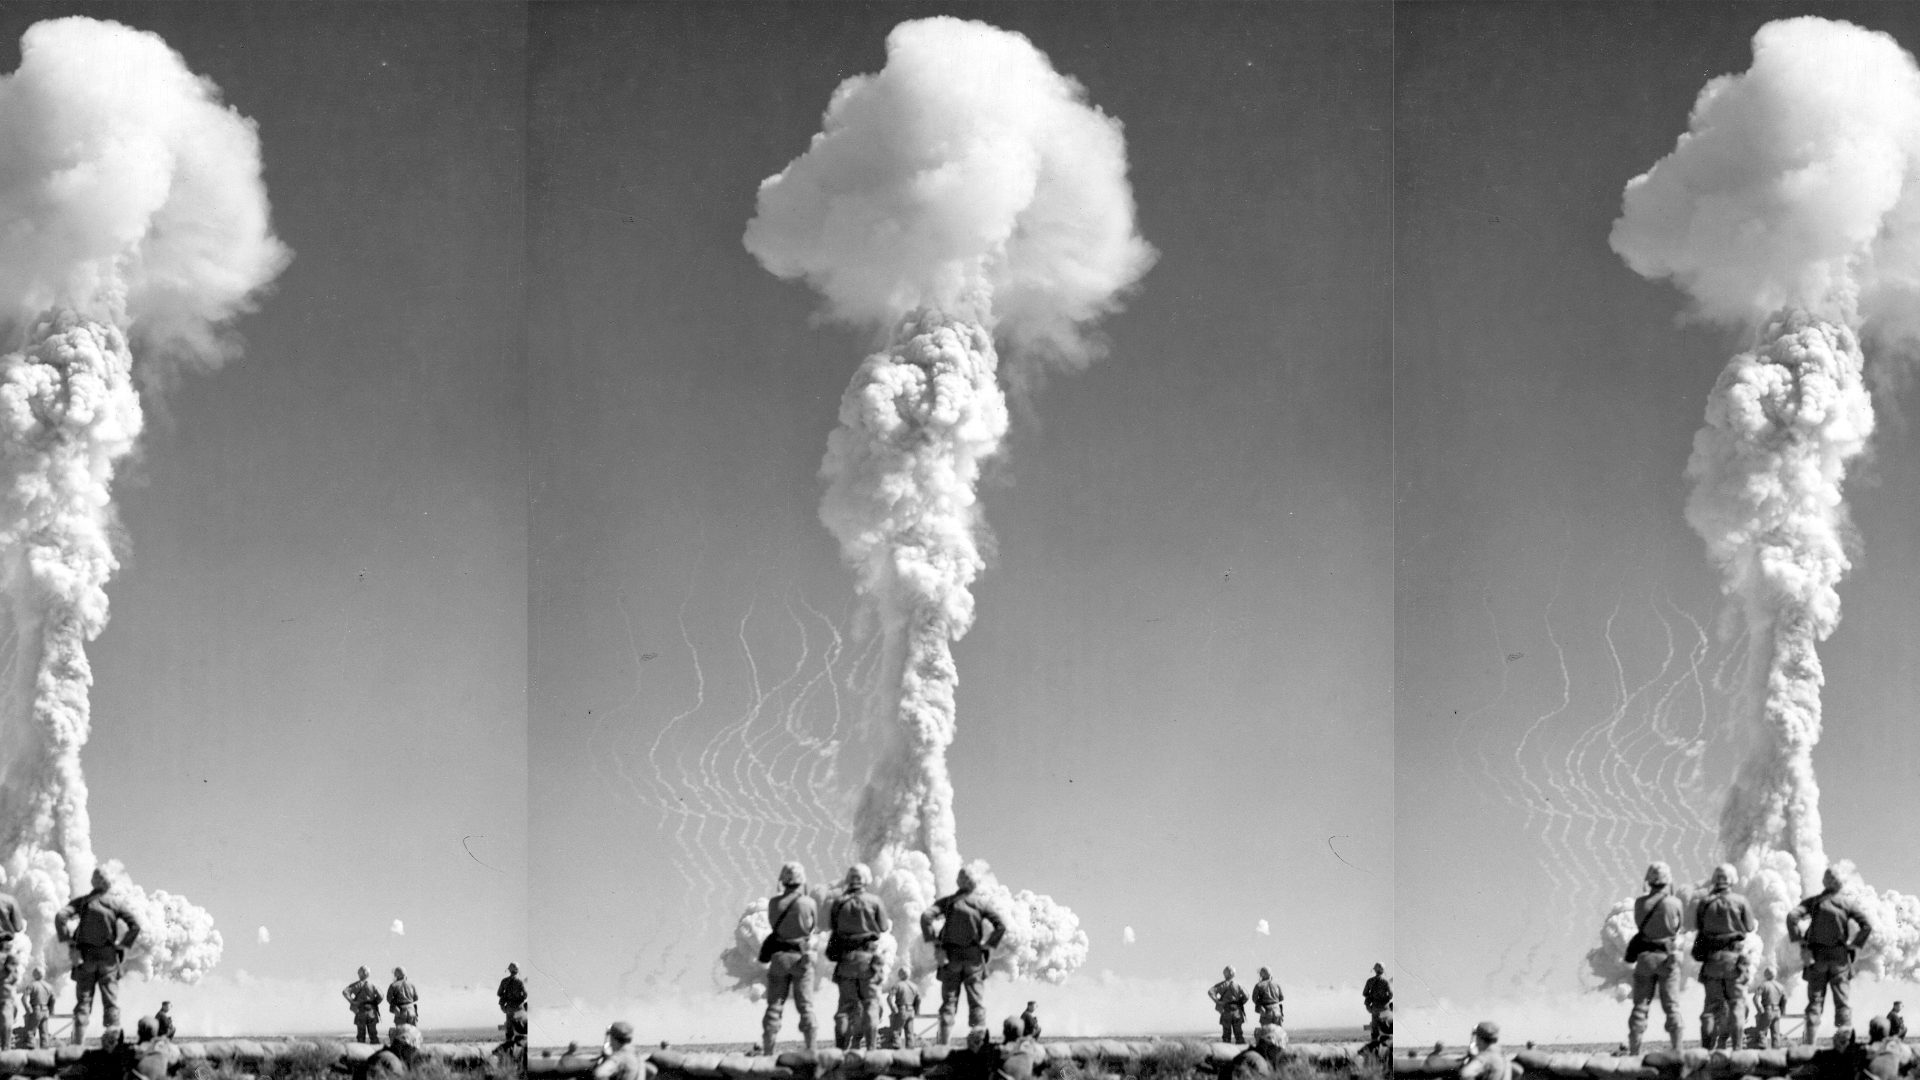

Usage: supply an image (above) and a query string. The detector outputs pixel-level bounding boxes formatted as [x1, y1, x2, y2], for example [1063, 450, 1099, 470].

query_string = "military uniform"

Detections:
[1753, 978, 1787, 1049]
[1627, 886, 1684, 1053]
[1794, 889, 1872, 1041]
[24, 976, 54, 1049]
[344, 976, 383, 1043]
[154, 1007, 175, 1039]
[1210, 977, 1249, 1044]
[0, 890, 22, 1046]
[1362, 974, 1391, 1043]
[1253, 978, 1284, 1028]
[1889, 1007, 1907, 1039]
[827, 885, 890, 1049]
[60, 885, 141, 1042]
[922, 888, 1006, 1043]
[592, 1044, 652, 1080]
[1020, 1005, 1041, 1040]
[887, 979, 921, 1048]
[761, 886, 819, 1053]
[497, 971, 528, 1017]
[1696, 885, 1756, 1049]
[387, 975, 420, 1028]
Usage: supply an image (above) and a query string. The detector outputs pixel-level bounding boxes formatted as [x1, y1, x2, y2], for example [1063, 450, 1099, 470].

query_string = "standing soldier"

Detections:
[24, 966, 54, 1049]
[155, 1002, 176, 1039]
[1791, 866, 1873, 1045]
[1752, 968, 1787, 1049]
[387, 967, 420, 1029]
[343, 967, 383, 1044]
[58, 867, 140, 1046]
[826, 864, 890, 1050]
[921, 866, 1007, 1046]
[1209, 967, 1249, 1044]
[1889, 1001, 1907, 1039]
[1696, 863, 1756, 1050]
[1252, 969, 1283, 1029]
[0, 871, 23, 1046]
[886, 969, 920, 1049]
[1626, 863, 1684, 1055]
[497, 964, 528, 1020]
[760, 862, 819, 1055]
[1021, 1002, 1041, 1040]
[1363, 964, 1391, 1043]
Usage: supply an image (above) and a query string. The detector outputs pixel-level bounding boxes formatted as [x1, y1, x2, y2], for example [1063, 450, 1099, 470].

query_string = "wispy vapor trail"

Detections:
[0, 16, 288, 984]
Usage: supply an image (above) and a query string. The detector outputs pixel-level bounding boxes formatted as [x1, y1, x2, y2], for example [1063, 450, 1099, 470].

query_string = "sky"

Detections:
[0, 4, 528, 1036]
[527, 2, 1391, 1045]
[1397, 2, 1920, 1046]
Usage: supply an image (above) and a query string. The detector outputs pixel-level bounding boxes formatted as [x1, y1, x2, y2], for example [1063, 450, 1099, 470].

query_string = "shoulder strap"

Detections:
[1636, 894, 1660, 933]
[770, 892, 799, 937]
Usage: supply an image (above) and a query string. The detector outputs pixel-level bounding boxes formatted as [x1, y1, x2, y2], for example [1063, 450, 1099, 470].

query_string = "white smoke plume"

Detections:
[1601, 15, 1920, 986]
[390, 919, 405, 937]
[732, 16, 1147, 991]
[256, 926, 269, 945]
[1122, 926, 1135, 946]
[1255, 920, 1270, 937]
[0, 16, 286, 985]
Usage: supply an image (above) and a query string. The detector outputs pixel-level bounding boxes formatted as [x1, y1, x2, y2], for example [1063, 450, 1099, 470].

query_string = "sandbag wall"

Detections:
[0, 1039, 501, 1078]
[1392, 1045, 1830, 1080]
[530, 1041, 1364, 1080]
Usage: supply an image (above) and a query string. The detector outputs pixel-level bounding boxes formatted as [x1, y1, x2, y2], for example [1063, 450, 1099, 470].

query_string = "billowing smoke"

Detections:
[1122, 926, 1135, 946]
[1255, 920, 1270, 937]
[390, 919, 405, 937]
[0, 16, 287, 984]
[1598, 15, 1920, 986]
[727, 16, 1151, 989]
[256, 927, 270, 945]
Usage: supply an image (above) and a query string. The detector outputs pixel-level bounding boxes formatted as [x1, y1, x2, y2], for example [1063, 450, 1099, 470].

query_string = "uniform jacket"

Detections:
[25, 979, 55, 1014]
[926, 890, 1006, 953]
[890, 982, 921, 1017]
[827, 888, 890, 941]
[387, 979, 419, 1013]
[64, 889, 140, 951]
[1798, 891, 1872, 951]
[1362, 976, 1391, 1011]
[1634, 888, 1684, 943]
[1210, 980, 1248, 1015]
[498, 975, 528, 1012]
[1753, 980, 1787, 1013]
[768, 889, 819, 945]
[346, 979, 383, 1016]
[1697, 888, 1756, 937]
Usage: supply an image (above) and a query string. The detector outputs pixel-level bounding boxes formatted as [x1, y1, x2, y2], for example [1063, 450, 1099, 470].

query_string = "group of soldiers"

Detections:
[340, 960, 528, 1058]
[1205, 962, 1392, 1050]
[0, 866, 148, 1048]
[759, 861, 1023, 1054]
[1625, 861, 1874, 1053]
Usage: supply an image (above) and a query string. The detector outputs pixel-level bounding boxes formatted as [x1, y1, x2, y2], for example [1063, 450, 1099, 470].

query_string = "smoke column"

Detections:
[0, 16, 288, 984]
[1597, 15, 1920, 985]
[730, 16, 1152, 988]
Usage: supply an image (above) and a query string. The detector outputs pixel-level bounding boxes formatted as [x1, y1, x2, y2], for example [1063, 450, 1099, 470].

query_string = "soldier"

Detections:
[760, 861, 819, 1055]
[498, 963, 528, 1018]
[1209, 966, 1249, 1044]
[1251, 968, 1283, 1028]
[1696, 863, 1756, 1050]
[999, 1016, 1040, 1080]
[1626, 862, 1684, 1055]
[344, 966, 383, 1043]
[1791, 866, 1873, 1044]
[387, 967, 420, 1028]
[1021, 1001, 1041, 1039]
[1230, 1024, 1285, 1080]
[0, 869, 19, 1046]
[129, 1015, 178, 1080]
[826, 864, 890, 1050]
[495, 1008, 528, 1067]
[592, 1020, 651, 1080]
[361, 1024, 422, 1080]
[1889, 1001, 1907, 1039]
[921, 866, 1006, 1045]
[884, 969, 920, 1049]
[58, 867, 141, 1046]
[1458, 1021, 1512, 1080]
[1363, 964, 1391, 1043]
[155, 1002, 175, 1039]
[24, 966, 54, 1049]
[1753, 967, 1787, 1049]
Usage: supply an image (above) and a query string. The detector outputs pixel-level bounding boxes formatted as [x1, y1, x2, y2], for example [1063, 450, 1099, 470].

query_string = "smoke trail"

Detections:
[731, 16, 1152, 987]
[0, 16, 288, 984]
[1601, 15, 1920, 984]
